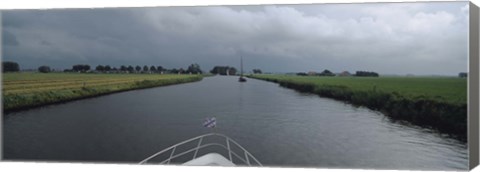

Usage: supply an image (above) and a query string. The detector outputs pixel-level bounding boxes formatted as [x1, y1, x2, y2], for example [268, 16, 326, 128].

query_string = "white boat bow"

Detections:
[139, 133, 262, 166]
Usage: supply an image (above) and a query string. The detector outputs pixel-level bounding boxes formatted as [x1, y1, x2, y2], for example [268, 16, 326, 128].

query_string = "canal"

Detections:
[3, 76, 468, 170]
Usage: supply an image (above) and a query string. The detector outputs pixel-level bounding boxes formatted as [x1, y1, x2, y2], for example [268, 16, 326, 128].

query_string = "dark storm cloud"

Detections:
[2, 30, 19, 46]
[2, 9, 160, 66]
[1, 2, 469, 75]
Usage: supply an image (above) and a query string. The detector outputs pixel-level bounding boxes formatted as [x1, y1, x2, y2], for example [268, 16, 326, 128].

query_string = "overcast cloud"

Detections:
[1, 2, 469, 75]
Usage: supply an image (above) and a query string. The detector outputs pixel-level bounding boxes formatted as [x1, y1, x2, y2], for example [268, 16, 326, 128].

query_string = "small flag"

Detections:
[203, 117, 216, 128]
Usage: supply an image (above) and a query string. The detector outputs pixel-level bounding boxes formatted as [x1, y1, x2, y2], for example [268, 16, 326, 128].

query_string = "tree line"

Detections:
[253, 69, 262, 74]
[3, 61, 20, 72]
[65, 63, 203, 74]
[3, 61, 261, 75]
[210, 66, 237, 75]
[209, 66, 263, 75]
[354, 71, 379, 77]
[1, 61, 204, 74]
[296, 69, 379, 77]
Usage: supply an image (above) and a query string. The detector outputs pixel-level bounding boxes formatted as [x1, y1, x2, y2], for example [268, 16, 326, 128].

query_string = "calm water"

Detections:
[3, 76, 468, 170]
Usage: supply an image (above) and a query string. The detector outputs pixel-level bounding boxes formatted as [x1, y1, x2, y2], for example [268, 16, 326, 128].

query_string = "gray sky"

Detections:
[1, 2, 469, 75]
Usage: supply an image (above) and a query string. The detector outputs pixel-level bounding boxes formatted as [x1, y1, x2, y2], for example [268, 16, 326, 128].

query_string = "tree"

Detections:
[127, 65, 134, 73]
[296, 72, 308, 76]
[186, 63, 202, 74]
[150, 66, 156, 72]
[38, 66, 51, 73]
[120, 65, 127, 72]
[210, 66, 220, 74]
[72, 64, 90, 72]
[83, 65, 91, 71]
[210, 66, 236, 75]
[319, 69, 335, 76]
[253, 69, 262, 74]
[96, 65, 105, 72]
[355, 71, 379, 77]
[170, 68, 179, 74]
[143, 65, 149, 72]
[157, 66, 164, 72]
[3, 61, 20, 72]
[135, 65, 141, 72]
[72, 65, 81, 72]
[105, 65, 112, 71]
[459, 72, 468, 78]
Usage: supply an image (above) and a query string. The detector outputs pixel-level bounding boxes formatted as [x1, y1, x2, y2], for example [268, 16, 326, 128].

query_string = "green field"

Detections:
[3, 73, 204, 111]
[251, 75, 467, 104]
[249, 74, 467, 141]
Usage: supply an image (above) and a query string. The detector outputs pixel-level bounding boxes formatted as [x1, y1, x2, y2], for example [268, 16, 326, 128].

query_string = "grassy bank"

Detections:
[3, 73, 204, 112]
[249, 74, 467, 141]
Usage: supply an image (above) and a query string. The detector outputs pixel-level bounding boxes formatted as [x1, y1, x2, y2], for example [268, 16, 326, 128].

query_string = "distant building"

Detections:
[227, 68, 237, 75]
[338, 71, 351, 77]
[307, 71, 317, 76]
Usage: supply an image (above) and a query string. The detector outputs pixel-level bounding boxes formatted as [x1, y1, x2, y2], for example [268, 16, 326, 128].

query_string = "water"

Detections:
[3, 76, 468, 170]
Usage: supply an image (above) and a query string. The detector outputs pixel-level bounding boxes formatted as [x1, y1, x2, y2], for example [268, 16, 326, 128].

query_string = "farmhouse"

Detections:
[307, 71, 317, 76]
[338, 71, 351, 77]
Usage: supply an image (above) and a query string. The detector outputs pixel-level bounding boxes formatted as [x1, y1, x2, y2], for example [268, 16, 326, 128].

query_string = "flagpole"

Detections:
[203, 116, 217, 134]
[213, 116, 217, 134]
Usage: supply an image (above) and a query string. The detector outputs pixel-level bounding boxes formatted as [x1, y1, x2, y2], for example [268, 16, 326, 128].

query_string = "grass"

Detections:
[3, 72, 204, 112]
[249, 74, 467, 141]
[251, 75, 466, 104]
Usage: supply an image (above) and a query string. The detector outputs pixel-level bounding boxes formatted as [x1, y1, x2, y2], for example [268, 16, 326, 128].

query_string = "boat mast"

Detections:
[240, 56, 243, 77]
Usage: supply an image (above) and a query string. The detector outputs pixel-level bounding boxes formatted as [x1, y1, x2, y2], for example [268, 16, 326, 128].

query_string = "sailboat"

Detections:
[238, 56, 247, 82]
